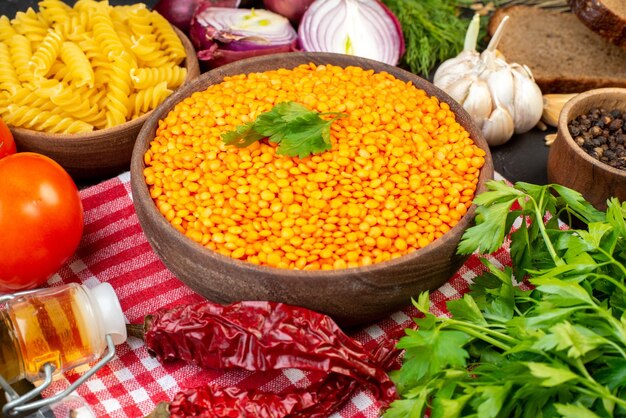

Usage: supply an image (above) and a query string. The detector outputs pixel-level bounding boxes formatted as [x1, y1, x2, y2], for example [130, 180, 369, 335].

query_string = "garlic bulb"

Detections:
[433, 13, 544, 146]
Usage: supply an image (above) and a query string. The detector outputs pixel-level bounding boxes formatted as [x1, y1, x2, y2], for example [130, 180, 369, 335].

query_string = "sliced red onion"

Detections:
[190, 6, 298, 68]
[154, 0, 241, 33]
[298, 0, 404, 66]
[263, 0, 315, 25]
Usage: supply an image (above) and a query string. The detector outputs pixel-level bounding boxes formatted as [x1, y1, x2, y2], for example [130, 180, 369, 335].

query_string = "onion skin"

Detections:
[263, 0, 315, 25]
[154, 0, 242, 33]
[378, 0, 405, 58]
[190, 5, 298, 69]
[197, 42, 296, 68]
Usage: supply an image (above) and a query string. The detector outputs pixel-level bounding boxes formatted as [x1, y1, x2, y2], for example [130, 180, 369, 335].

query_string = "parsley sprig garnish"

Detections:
[386, 181, 626, 418]
[222, 101, 347, 159]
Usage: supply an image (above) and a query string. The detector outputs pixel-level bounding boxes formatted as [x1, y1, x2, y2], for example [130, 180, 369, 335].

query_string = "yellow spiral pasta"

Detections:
[9, 35, 34, 84]
[0, 43, 20, 95]
[60, 41, 95, 88]
[47, 60, 77, 85]
[3, 103, 93, 133]
[13, 85, 56, 111]
[90, 3, 126, 61]
[130, 65, 187, 90]
[103, 55, 133, 128]
[37, 81, 103, 125]
[128, 81, 172, 119]
[111, 14, 139, 68]
[0, 0, 189, 134]
[57, 11, 91, 41]
[38, 0, 73, 27]
[150, 12, 186, 64]
[30, 29, 63, 77]
[0, 16, 17, 43]
[109, 3, 145, 21]
[11, 8, 48, 50]
[78, 38, 112, 76]
[128, 7, 170, 68]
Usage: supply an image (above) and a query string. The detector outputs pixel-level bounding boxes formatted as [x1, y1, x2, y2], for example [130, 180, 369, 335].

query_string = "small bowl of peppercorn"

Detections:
[547, 88, 626, 210]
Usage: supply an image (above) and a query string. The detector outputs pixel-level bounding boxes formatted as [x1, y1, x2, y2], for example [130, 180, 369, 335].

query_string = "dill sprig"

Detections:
[382, 0, 468, 77]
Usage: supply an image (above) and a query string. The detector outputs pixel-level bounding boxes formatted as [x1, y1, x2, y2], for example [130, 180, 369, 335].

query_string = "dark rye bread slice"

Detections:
[569, 0, 626, 49]
[487, 6, 626, 94]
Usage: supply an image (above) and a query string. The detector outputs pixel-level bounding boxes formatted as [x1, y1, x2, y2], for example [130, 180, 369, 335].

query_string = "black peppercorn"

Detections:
[568, 107, 626, 171]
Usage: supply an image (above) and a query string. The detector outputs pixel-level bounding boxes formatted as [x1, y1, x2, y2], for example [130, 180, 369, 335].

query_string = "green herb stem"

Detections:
[444, 321, 517, 351]
[596, 248, 626, 283]
[531, 195, 565, 267]
[588, 272, 626, 297]
[589, 308, 626, 349]
[572, 358, 596, 384]
[605, 339, 626, 359]
[573, 361, 626, 409]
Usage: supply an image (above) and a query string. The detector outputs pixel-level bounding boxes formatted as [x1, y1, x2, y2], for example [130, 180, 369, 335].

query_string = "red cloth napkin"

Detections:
[44, 172, 511, 418]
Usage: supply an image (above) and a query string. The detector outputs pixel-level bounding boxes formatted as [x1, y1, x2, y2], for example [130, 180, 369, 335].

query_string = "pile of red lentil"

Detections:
[143, 63, 486, 270]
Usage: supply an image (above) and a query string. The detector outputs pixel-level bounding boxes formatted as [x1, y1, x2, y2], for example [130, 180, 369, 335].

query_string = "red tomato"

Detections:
[0, 153, 84, 291]
[0, 118, 16, 159]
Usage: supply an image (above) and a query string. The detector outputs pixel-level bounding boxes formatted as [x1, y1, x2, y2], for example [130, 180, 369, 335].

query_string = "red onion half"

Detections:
[154, 0, 241, 33]
[190, 6, 298, 68]
[298, 0, 404, 66]
[263, 0, 315, 25]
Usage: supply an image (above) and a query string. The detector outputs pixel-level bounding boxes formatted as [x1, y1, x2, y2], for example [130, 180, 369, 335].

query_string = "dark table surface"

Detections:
[0, 0, 553, 187]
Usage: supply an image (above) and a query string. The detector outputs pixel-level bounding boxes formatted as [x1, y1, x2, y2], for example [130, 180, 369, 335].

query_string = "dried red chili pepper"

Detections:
[134, 300, 399, 417]
[168, 383, 314, 418]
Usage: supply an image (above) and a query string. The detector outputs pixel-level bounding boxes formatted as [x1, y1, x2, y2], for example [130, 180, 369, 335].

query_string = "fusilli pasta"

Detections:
[150, 12, 186, 65]
[0, 43, 20, 94]
[9, 34, 34, 84]
[128, 81, 172, 119]
[30, 29, 63, 77]
[11, 8, 47, 50]
[4, 103, 94, 133]
[60, 41, 95, 87]
[0, 0, 189, 134]
[130, 65, 187, 90]
[0, 16, 17, 43]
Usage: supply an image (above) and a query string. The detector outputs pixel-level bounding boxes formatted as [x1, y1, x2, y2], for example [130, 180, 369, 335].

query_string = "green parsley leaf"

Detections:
[457, 180, 523, 255]
[221, 120, 266, 148]
[446, 294, 487, 325]
[555, 403, 602, 418]
[385, 390, 430, 418]
[221, 101, 347, 159]
[551, 183, 605, 225]
[473, 385, 510, 418]
[431, 394, 471, 418]
[534, 322, 607, 358]
[525, 362, 579, 387]
[595, 358, 626, 390]
[395, 327, 471, 390]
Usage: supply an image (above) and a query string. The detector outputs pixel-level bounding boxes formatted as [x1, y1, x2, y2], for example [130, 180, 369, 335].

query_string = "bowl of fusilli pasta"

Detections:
[0, 0, 200, 180]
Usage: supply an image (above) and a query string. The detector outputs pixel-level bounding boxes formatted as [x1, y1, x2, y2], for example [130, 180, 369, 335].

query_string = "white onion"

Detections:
[298, 0, 404, 66]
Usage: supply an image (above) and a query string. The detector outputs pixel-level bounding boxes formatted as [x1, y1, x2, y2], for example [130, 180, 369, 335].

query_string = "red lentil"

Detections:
[144, 63, 486, 270]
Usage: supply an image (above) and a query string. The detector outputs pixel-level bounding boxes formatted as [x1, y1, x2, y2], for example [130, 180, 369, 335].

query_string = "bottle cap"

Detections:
[85, 283, 127, 345]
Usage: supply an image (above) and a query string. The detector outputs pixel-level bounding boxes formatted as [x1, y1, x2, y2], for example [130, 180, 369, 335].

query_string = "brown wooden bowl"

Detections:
[10, 28, 200, 181]
[547, 88, 626, 210]
[130, 52, 494, 327]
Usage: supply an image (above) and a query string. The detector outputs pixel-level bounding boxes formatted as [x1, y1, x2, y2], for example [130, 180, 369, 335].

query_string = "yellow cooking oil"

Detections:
[0, 310, 22, 383]
[0, 284, 104, 383]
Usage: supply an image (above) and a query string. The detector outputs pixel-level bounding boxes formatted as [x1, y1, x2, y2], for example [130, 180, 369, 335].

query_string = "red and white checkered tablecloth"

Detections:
[42, 171, 512, 418]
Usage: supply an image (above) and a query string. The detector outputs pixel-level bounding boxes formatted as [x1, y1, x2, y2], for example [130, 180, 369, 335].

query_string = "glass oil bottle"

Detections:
[0, 283, 127, 416]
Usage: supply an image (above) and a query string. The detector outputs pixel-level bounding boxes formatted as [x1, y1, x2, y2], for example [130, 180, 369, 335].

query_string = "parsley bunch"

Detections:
[386, 181, 626, 417]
